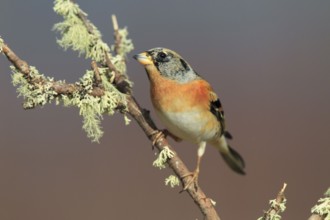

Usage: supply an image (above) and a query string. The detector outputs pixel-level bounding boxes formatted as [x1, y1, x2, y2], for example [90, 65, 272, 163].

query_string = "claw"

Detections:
[180, 149, 203, 192]
[181, 169, 200, 192]
[151, 129, 182, 149]
[151, 130, 165, 149]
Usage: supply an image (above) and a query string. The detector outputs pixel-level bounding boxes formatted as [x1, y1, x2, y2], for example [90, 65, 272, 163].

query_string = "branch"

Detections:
[258, 183, 287, 220]
[111, 15, 121, 56]
[2, 43, 105, 97]
[91, 60, 102, 87]
[309, 214, 325, 220]
[104, 51, 131, 94]
[309, 188, 330, 220]
[1, 2, 221, 219]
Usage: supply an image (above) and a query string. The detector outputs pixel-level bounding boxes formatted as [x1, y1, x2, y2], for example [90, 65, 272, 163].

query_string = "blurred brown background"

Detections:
[0, 1, 329, 219]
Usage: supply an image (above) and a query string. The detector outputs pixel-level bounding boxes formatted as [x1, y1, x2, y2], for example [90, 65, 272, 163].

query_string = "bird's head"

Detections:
[134, 47, 199, 83]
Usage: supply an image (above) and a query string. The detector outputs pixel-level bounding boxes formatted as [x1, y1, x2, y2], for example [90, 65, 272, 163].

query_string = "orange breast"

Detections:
[147, 66, 212, 113]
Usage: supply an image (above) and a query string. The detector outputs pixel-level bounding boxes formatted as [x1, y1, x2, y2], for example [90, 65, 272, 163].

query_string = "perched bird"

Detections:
[134, 48, 245, 189]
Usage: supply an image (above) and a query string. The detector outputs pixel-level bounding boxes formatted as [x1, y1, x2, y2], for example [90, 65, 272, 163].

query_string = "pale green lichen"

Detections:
[111, 27, 134, 58]
[11, 66, 57, 109]
[124, 114, 131, 125]
[51, 0, 134, 141]
[153, 147, 175, 169]
[53, 0, 82, 17]
[53, 0, 110, 62]
[257, 198, 287, 220]
[5, 0, 134, 142]
[311, 188, 330, 220]
[10, 62, 125, 142]
[165, 175, 180, 188]
[55, 69, 126, 142]
[53, 0, 103, 60]
[53, 0, 133, 76]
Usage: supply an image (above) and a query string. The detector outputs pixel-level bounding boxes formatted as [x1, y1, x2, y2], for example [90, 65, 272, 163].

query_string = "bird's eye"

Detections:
[158, 52, 167, 59]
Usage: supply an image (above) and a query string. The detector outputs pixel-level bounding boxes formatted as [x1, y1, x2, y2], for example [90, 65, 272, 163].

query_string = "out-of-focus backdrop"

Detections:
[0, 1, 329, 219]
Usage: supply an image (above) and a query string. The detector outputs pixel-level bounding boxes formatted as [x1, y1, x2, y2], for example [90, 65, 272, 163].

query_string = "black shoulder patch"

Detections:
[210, 98, 225, 136]
[212, 99, 221, 108]
[180, 59, 190, 71]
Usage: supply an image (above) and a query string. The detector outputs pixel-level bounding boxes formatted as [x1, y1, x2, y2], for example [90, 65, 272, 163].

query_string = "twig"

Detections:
[104, 51, 131, 94]
[260, 183, 287, 220]
[91, 60, 102, 86]
[70, 0, 130, 95]
[2, 43, 104, 97]
[309, 214, 325, 220]
[2, 43, 30, 77]
[111, 14, 122, 55]
[70, 0, 95, 35]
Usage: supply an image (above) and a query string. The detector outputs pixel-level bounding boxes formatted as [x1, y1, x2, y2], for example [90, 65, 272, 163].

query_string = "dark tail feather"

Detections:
[220, 145, 246, 175]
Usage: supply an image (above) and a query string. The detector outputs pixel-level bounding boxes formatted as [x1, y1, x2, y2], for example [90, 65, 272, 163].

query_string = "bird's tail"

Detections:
[215, 136, 246, 175]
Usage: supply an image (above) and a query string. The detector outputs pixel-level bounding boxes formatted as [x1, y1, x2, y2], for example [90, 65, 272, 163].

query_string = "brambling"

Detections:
[134, 48, 245, 189]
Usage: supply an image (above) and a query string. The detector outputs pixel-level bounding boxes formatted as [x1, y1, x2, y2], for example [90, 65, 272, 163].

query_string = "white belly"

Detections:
[155, 108, 218, 143]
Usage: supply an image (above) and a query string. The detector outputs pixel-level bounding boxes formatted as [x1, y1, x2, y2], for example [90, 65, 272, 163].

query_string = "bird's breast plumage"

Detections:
[147, 67, 220, 143]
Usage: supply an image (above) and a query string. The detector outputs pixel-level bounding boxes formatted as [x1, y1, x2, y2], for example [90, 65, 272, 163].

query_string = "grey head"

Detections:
[145, 47, 200, 83]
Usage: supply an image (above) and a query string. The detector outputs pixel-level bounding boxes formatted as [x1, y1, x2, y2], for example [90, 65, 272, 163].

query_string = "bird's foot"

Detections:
[151, 130, 165, 149]
[181, 170, 199, 192]
[151, 129, 182, 149]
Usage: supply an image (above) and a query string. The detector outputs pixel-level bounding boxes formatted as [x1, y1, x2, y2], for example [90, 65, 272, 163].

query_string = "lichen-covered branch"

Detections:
[1, 41, 126, 141]
[258, 183, 287, 220]
[2, 43, 104, 97]
[309, 188, 330, 220]
[53, 0, 132, 94]
[0, 1, 221, 219]
[0, 0, 134, 142]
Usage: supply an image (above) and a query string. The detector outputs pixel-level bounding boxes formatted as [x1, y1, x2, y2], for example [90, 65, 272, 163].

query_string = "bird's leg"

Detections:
[182, 156, 201, 191]
[181, 142, 206, 191]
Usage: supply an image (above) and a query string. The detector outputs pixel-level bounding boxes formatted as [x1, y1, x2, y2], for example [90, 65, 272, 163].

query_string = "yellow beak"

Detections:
[133, 52, 153, 65]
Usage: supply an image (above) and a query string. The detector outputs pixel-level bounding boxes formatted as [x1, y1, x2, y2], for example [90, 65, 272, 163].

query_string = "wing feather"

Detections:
[209, 91, 226, 136]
